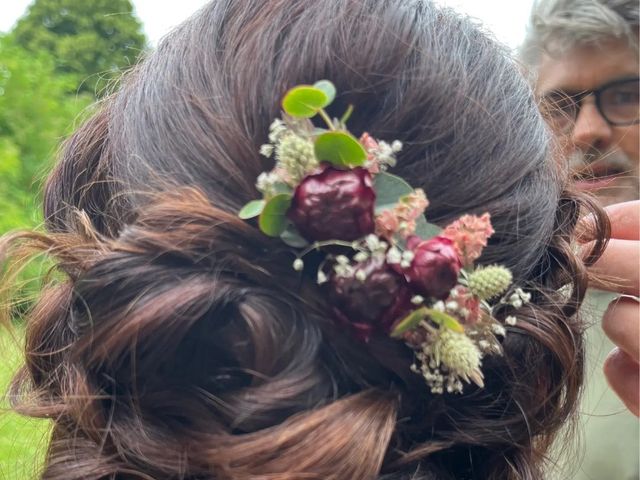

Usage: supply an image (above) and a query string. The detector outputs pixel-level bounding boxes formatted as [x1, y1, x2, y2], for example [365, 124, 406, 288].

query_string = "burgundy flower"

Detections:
[328, 256, 412, 340]
[288, 165, 376, 241]
[402, 235, 461, 299]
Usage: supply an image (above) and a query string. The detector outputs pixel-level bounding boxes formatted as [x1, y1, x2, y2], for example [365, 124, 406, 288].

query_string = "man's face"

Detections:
[536, 39, 639, 205]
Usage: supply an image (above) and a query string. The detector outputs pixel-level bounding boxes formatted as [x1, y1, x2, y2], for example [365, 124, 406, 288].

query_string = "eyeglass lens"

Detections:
[542, 78, 639, 131]
[600, 79, 639, 125]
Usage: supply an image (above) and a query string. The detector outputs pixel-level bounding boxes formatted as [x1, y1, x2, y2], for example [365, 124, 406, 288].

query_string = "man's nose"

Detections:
[571, 98, 613, 154]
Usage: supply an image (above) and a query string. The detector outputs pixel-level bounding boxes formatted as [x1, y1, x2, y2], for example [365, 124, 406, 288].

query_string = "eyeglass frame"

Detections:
[539, 76, 640, 132]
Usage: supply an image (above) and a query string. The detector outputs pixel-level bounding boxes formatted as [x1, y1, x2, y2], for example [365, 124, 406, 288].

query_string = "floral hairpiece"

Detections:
[239, 80, 529, 394]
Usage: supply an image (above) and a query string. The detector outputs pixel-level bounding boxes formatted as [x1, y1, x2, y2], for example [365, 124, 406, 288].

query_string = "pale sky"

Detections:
[1, 0, 534, 50]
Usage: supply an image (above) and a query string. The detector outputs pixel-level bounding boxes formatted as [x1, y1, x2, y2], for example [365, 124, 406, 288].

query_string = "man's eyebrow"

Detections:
[540, 88, 585, 99]
[541, 75, 640, 98]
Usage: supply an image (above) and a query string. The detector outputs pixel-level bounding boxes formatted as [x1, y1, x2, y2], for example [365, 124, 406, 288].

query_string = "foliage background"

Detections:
[0, 1, 146, 477]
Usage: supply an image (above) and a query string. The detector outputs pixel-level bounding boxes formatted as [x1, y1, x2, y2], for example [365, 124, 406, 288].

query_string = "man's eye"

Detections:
[609, 90, 639, 105]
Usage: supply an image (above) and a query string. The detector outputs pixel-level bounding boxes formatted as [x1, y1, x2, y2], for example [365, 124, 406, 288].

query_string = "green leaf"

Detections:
[238, 199, 266, 219]
[280, 225, 309, 248]
[414, 216, 442, 239]
[259, 194, 291, 237]
[374, 172, 441, 239]
[425, 309, 464, 333]
[273, 182, 294, 196]
[314, 131, 367, 167]
[373, 172, 414, 213]
[390, 307, 429, 338]
[282, 85, 329, 118]
[313, 80, 336, 105]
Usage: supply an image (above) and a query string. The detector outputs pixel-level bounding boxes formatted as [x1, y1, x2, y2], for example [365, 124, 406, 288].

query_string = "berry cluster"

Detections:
[239, 81, 528, 394]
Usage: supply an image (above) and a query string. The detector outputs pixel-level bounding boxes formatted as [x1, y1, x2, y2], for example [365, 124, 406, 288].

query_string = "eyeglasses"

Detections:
[540, 77, 640, 132]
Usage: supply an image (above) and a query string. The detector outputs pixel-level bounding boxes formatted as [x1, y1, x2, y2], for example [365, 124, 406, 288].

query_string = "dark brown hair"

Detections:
[2, 1, 609, 479]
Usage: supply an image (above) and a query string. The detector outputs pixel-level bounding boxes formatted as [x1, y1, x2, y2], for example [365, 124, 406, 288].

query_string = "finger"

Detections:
[578, 200, 639, 242]
[602, 296, 640, 362]
[588, 239, 640, 295]
[603, 348, 640, 417]
[606, 201, 640, 241]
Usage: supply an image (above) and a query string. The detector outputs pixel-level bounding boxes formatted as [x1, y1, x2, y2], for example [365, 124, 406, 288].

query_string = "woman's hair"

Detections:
[1, 1, 609, 479]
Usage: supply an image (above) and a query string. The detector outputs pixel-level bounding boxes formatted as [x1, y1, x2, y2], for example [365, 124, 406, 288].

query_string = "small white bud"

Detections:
[336, 255, 350, 265]
[259, 144, 274, 157]
[317, 271, 328, 284]
[446, 301, 459, 311]
[293, 258, 304, 271]
[354, 251, 369, 263]
[355, 270, 367, 282]
[491, 324, 506, 336]
[411, 295, 424, 305]
[391, 140, 403, 152]
[365, 234, 380, 251]
[505, 315, 517, 326]
[401, 250, 415, 262]
[433, 301, 446, 312]
[386, 247, 402, 264]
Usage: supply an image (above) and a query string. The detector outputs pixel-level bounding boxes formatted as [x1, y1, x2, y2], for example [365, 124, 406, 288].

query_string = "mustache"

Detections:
[568, 148, 634, 176]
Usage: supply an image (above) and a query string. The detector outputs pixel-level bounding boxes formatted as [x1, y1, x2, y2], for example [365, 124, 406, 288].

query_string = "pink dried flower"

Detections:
[442, 213, 494, 266]
[375, 210, 400, 239]
[360, 132, 381, 174]
[395, 189, 429, 237]
[375, 189, 429, 239]
[448, 286, 481, 324]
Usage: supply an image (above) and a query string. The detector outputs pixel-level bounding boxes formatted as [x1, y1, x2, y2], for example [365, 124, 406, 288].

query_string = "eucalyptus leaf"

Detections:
[280, 225, 310, 248]
[259, 194, 292, 237]
[314, 131, 367, 167]
[414, 216, 442, 239]
[282, 85, 329, 118]
[373, 172, 414, 213]
[313, 80, 336, 105]
[390, 307, 428, 338]
[273, 182, 294, 196]
[238, 199, 266, 219]
[425, 309, 464, 333]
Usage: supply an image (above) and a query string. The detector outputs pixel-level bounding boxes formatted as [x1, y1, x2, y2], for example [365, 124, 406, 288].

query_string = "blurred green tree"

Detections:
[0, 34, 91, 233]
[12, 0, 147, 96]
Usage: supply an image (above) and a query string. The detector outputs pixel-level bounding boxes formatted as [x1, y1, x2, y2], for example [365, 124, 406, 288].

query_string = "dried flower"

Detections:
[275, 132, 317, 184]
[375, 209, 400, 239]
[447, 286, 481, 324]
[442, 213, 494, 266]
[375, 189, 429, 239]
[468, 265, 513, 300]
[505, 287, 531, 308]
[255, 171, 281, 197]
[359, 132, 401, 174]
[433, 328, 483, 385]
[288, 165, 376, 241]
[259, 144, 274, 157]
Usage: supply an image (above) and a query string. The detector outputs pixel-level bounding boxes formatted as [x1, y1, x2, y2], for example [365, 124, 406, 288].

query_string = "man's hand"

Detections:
[586, 201, 639, 416]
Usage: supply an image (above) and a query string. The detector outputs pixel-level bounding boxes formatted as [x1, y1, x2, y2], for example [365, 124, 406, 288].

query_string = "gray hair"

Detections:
[521, 0, 639, 66]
